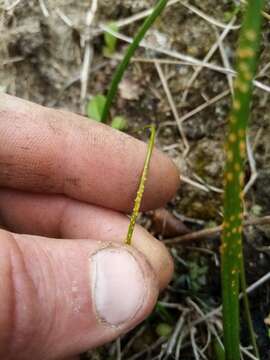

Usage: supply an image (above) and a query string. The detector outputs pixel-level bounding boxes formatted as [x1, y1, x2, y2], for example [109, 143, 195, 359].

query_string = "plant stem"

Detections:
[221, 1, 265, 359]
[125, 125, 156, 245]
[239, 254, 260, 359]
[101, 0, 169, 122]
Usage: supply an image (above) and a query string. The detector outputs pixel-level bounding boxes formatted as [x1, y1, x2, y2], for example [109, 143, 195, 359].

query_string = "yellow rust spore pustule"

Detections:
[239, 172, 245, 187]
[229, 133, 237, 143]
[230, 115, 237, 124]
[242, 70, 253, 81]
[233, 100, 241, 111]
[239, 62, 250, 73]
[238, 129, 245, 138]
[234, 163, 241, 172]
[235, 79, 249, 93]
[239, 141, 246, 158]
[226, 172, 234, 182]
[237, 47, 255, 59]
[227, 150, 233, 161]
[245, 29, 257, 41]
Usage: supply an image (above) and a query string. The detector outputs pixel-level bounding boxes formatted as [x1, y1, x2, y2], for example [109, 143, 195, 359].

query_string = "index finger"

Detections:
[0, 94, 179, 212]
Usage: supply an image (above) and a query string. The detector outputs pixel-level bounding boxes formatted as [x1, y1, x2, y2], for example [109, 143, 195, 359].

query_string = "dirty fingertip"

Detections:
[132, 226, 174, 290]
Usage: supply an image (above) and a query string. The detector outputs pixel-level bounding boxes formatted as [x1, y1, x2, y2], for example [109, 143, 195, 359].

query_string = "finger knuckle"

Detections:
[0, 230, 39, 358]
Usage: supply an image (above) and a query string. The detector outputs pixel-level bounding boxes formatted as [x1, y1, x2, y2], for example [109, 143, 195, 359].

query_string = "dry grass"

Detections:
[1, 1, 270, 359]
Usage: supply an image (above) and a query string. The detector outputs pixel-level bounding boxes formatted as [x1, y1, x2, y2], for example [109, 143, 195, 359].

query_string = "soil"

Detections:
[1, 0, 270, 359]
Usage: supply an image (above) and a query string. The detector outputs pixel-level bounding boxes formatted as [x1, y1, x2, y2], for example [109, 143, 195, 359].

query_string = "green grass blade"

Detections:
[221, 1, 265, 359]
[240, 254, 260, 358]
[125, 125, 156, 245]
[213, 338, 225, 360]
[101, 0, 169, 122]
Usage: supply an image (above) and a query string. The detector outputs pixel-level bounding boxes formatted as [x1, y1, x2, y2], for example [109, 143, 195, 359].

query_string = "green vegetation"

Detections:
[155, 323, 173, 338]
[213, 338, 225, 360]
[90, 0, 266, 357]
[87, 94, 106, 122]
[103, 22, 119, 56]
[87, 0, 169, 245]
[221, 1, 265, 359]
[125, 125, 156, 245]
[87, 95, 127, 131]
[110, 116, 127, 131]
[101, 0, 169, 122]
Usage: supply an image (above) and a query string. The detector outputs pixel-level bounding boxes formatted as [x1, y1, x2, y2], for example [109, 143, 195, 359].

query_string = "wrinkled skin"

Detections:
[0, 94, 179, 360]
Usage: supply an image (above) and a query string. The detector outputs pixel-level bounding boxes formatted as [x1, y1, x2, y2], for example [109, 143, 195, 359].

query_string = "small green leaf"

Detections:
[125, 125, 156, 245]
[87, 95, 106, 122]
[111, 116, 127, 131]
[155, 323, 173, 338]
[213, 338, 225, 360]
[101, 0, 169, 122]
[103, 22, 118, 56]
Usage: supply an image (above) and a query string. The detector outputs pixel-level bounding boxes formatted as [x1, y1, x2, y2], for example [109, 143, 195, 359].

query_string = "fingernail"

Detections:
[91, 247, 146, 326]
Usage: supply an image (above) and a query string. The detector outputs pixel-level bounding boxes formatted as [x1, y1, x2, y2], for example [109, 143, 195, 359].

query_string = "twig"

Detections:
[156, 90, 229, 148]
[126, 337, 166, 360]
[158, 301, 188, 311]
[2, 56, 24, 65]
[190, 327, 200, 360]
[166, 311, 188, 356]
[55, 8, 73, 27]
[164, 216, 270, 245]
[86, 0, 98, 27]
[216, 27, 234, 95]
[38, 0, 49, 17]
[95, 0, 180, 36]
[189, 271, 270, 330]
[192, 173, 223, 193]
[95, 0, 238, 38]
[155, 61, 189, 156]
[180, 174, 223, 194]
[81, 44, 94, 103]
[241, 346, 259, 360]
[175, 330, 186, 359]
[180, 89, 230, 123]
[4, 0, 21, 11]
[257, 61, 270, 78]
[100, 25, 270, 94]
[179, 1, 240, 30]
[187, 298, 212, 355]
[101, 0, 169, 122]
[243, 271, 270, 296]
[244, 135, 258, 195]
[80, 0, 98, 106]
[181, 16, 236, 103]
[122, 326, 146, 355]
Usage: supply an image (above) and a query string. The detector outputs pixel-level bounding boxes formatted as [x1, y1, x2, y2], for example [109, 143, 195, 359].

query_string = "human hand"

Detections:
[0, 94, 179, 360]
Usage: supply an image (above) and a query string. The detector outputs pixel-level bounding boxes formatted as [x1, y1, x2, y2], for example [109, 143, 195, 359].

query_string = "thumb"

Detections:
[0, 230, 158, 360]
